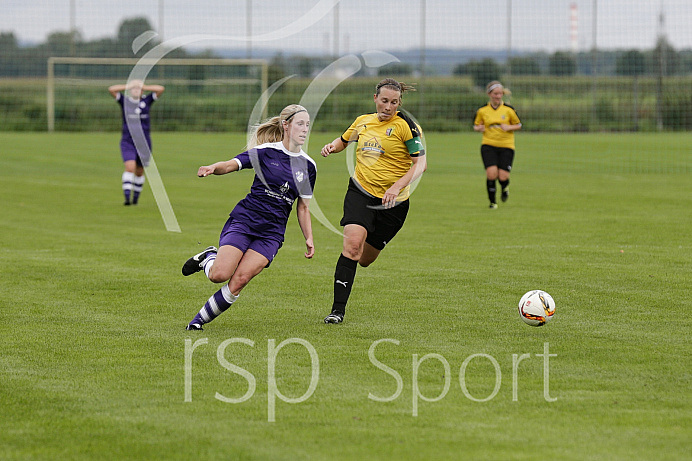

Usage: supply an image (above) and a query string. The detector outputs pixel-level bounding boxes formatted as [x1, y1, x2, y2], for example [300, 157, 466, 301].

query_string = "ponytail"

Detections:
[247, 104, 308, 149]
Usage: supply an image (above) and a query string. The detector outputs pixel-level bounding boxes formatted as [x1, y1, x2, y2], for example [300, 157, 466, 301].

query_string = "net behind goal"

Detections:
[47, 57, 268, 132]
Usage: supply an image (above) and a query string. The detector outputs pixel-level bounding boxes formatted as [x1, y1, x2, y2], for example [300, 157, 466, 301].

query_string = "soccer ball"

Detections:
[518, 290, 555, 326]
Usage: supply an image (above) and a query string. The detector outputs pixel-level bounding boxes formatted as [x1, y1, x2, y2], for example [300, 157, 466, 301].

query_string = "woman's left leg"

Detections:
[132, 164, 145, 204]
[498, 148, 514, 203]
[498, 168, 511, 202]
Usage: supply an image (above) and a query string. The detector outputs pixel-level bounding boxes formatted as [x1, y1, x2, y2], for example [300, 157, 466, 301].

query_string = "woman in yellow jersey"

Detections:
[320, 78, 427, 324]
[473, 80, 522, 209]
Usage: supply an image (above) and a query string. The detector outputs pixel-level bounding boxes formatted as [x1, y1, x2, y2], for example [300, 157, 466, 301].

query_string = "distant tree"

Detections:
[378, 62, 414, 76]
[45, 30, 82, 55]
[548, 51, 576, 76]
[451, 62, 467, 76]
[0, 32, 21, 77]
[615, 50, 647, 130]
[84, 39, 110, 57]
[508, 56, 541, 75]
[463, 58, 502, 88]
[117, 17, 156, 55]
[679, 50, 692, 74]
[267, 53, 287, 83]
[616, 50, 645, 76]
[296, 56, 314, 78]
[0, 32, 18, 51]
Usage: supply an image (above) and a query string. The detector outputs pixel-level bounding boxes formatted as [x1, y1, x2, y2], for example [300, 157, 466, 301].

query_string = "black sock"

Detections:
[487, 179, 497, 203]
[332, 254, 358, 316]
[499, 179, 509, 192]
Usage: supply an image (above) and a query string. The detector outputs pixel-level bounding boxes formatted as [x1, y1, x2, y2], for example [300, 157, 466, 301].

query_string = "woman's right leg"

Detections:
[122, 159, 136, 205]
[485, 165, 499, 207]
[207, 245, 244, 283]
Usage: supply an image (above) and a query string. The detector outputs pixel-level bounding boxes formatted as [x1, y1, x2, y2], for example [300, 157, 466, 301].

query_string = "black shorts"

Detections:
[481, 145, 515, 172]
[340, 178, 410, 251]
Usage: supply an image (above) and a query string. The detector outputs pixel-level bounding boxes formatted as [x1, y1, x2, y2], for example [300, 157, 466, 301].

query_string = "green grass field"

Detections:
[1, 131, 690, 460]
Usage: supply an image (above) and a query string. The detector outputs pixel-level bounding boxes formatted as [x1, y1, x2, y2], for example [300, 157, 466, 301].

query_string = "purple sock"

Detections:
[196, 284, 238, 325]
[187, 312, 204, 328]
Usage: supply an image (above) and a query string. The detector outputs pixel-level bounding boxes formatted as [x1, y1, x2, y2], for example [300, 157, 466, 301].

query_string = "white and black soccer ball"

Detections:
[518, 290, 555, 327]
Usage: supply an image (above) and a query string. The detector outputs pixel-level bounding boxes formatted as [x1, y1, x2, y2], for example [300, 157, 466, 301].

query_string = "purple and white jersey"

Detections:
[116, 92, 157, 146]
[229, 142, 317, 239]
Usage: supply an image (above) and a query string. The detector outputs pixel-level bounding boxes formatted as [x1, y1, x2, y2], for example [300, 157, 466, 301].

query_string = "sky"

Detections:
[2, 0, 691, 54]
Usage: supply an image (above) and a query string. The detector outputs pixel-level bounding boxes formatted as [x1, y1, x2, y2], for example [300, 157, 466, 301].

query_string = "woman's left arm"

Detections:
[143, 84, 165, 98]
[500, 123, 522, 132]
[382, 155, 427, 208]
[296, 197, 314, 259]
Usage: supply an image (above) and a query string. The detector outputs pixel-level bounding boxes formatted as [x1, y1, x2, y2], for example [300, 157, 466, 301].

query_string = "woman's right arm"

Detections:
[198, 159, 240, 177]
[321, 137, 347, 157]
[108, 84, 126, 98]
[473, 111, 485, 132]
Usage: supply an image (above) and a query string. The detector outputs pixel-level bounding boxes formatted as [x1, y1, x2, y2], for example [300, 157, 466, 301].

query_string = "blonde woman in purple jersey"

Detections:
[181, 105, 316, 331]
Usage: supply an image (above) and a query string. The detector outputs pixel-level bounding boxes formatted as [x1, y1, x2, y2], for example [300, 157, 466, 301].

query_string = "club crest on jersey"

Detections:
[295, 171, 304, 182]
[280, 181, 290, 193]
[386, 128, 393, 136]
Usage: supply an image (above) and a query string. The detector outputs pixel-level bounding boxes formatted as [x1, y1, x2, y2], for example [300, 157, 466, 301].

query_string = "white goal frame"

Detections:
[46, 56, 269, 132]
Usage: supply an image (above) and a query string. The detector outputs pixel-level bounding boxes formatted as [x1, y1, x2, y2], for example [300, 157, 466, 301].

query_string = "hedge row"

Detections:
[1, 76, 691, 132]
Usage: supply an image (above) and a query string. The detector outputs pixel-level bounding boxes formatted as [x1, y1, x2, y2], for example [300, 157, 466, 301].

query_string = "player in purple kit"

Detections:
[181, 104, 316, 331]
[108, 79, 165, 205]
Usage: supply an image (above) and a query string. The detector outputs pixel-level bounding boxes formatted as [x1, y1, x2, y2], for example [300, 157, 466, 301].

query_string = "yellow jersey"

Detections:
[473, 102, 521, 150]
[341, 111, 424, 200]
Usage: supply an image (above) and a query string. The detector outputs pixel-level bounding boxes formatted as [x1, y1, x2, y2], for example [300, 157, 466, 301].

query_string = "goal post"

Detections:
[46, 56, 269, 132]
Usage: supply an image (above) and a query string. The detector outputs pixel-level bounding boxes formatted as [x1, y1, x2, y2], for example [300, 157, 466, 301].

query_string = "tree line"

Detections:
[451, 37, 691, 88]
[1, 16, 691, 87]
[0, 17, 212, 77]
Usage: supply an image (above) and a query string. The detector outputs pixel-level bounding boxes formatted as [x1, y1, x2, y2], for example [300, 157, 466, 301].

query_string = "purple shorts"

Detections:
[120, 139, 151, 167]
[219, 218, 283, 267]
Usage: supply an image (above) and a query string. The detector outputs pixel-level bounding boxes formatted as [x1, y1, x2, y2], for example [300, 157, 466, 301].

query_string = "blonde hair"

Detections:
[375, 78, 416, 98]
[486, 80, 511, 96]
[248, 104, 308, 149]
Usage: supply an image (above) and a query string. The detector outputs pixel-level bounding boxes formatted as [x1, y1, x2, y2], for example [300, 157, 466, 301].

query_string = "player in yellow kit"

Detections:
[320, 78, 427, 324]
[473, 80, 522, 209]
